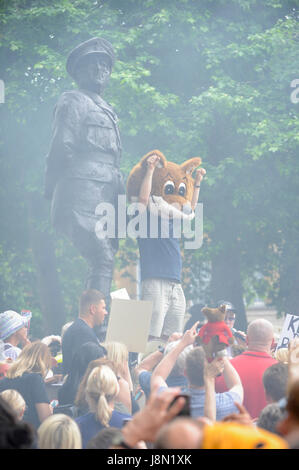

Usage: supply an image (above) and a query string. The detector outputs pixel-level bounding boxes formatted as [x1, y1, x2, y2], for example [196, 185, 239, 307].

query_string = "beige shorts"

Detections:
[141, 278, 186, 338]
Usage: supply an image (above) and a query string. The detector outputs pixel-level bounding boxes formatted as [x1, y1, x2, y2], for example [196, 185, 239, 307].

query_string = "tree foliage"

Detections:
[0, 0, 298, 334]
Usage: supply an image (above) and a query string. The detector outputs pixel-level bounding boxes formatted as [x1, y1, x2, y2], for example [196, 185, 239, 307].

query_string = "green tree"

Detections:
[0, 0, 298, 335]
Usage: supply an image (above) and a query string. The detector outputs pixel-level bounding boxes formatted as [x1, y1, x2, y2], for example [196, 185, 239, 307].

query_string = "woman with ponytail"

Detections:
[103, 341, 140, 414]
[75, 363, 131, 448]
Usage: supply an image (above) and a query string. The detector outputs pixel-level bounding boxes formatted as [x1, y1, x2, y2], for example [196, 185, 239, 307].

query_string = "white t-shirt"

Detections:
[3, 343, 22, 361]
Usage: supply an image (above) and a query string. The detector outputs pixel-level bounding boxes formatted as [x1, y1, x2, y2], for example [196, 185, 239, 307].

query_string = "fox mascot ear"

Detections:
[127, 150, 167, 201]
[180, 157, 202, 175]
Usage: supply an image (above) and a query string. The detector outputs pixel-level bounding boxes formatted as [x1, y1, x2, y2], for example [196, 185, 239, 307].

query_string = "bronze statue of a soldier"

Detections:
[45, 37, 124, 314]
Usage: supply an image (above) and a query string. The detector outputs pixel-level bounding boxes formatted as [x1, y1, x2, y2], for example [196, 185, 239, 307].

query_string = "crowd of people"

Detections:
[0, 288, 299, 451]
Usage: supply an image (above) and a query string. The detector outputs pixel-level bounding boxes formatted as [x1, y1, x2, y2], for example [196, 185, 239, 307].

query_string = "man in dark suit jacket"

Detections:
[62, 289, 107, 375]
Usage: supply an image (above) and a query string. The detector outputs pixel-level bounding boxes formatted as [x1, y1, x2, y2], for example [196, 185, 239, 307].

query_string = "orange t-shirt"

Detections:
[202, 422, 288, 449]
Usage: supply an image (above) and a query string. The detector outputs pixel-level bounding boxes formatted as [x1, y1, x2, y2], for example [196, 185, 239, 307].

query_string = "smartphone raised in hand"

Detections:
[169, 393, 191, 418]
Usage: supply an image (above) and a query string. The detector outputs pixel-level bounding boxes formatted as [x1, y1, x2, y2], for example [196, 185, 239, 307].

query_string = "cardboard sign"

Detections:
[110, 288, 130, 300]
[276, 314, 299, 350]
[105, 298, 153, 353]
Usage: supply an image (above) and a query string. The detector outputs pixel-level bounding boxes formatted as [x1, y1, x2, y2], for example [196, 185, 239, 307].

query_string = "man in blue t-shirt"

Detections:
[137, 153, 205, 341]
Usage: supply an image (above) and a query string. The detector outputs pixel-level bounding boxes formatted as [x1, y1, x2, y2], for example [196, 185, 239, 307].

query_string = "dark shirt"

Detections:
[76, 410, 131, 448]
[0, 372, 50, 429]
[61, 318, 106, 375]
[137, 211, 182, 283]
[57, 377, 77, 407]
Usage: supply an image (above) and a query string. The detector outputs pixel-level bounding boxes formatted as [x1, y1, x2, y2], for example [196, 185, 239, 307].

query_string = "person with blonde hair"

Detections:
[103, 341, 129, 376]
[0, 389, 26, 421]
[75, 357, 132, 417]
[75, 363, 131, 448]
[0, 341, 53, 429]
[275, 347, 288, 364]
[103, 341, 137, 414]
[0, 395, 34, 449]
[37, 414, 82, 449]
[0, 353, 11, 380]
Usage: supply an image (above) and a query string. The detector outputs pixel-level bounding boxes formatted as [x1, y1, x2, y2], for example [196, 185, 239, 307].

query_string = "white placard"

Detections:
[106, 299, 153, 353]
[110, 288, 130, 300]
[276, 314, 299, 350]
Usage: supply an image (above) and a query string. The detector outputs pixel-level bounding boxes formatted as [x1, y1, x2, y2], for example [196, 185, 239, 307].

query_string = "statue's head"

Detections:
[66, 37, 115, 93]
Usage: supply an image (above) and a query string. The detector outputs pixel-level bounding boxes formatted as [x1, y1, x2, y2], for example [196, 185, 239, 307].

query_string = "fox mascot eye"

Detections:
[178, 182, 186, 196]
[164, 180, 175, 195]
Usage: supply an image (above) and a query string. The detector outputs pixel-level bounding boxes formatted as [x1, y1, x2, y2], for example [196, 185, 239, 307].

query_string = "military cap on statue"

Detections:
[66, 37, 116, 79]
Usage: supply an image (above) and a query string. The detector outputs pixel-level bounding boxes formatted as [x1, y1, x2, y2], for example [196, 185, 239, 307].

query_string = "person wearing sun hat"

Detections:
[0, 310, 31, 361]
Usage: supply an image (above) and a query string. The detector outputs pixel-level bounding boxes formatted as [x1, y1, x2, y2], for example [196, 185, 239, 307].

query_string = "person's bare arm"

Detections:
[44, 374, 63, 384]
[191, 168, 206, 210]
[134, 350, 164, 379]
[138, 154, 161, 207]
[121, 382, 186, 448]
[117, 377, 132, 414]
[204, 358, 224, 422]
[36, 403, 53, 423]
[134, 333, 183, 378]
[122, 360, 134, 392]
[222, 356, 244, 402]
[150, 322, 199, 391]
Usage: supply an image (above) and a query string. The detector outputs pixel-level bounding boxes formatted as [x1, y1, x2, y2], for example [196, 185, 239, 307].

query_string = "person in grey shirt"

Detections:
[151, 322, 244, 421]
